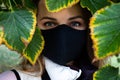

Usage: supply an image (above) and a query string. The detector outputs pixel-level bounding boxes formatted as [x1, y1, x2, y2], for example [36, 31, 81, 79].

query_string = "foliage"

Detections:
[45, 0, 80, 12]
[89, 2, 120, 80]
[80, 0, 111, 14]
[93, 65, 119, 80]
[90, 3, 120, 59]
[0, 0, 120, 79]
[0, 9, 36, 52]
[0, 0, 44, 65]
[23, 28, 44, 64]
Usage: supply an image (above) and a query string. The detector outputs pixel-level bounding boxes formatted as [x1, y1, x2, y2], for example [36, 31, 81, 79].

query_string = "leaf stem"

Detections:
[13, 0, 17, 7]
[8, 0, 13, 10]
[118, 67, 120, 75]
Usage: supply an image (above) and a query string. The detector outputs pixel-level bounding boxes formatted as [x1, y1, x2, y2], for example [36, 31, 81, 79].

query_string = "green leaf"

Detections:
[90, 3, 120, 59]
[80, 0, 111, 14]
[46, 0, 80, 12]
[0, 44, 23, 72]
[0, 9, 36, 53]
[94, 65, 119, 80]
[23, 28, 44, 65]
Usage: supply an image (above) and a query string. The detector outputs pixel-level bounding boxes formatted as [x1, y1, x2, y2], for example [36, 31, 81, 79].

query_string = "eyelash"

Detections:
[43, 21, 82, 28]
[43, 22, 57, 27]
[69, 21, 82, 27]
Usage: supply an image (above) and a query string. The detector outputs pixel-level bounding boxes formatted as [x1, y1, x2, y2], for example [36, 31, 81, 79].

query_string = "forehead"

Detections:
[38, 0, 83, 18]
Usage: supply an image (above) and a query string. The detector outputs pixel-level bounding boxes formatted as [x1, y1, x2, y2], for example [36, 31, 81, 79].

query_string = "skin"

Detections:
[37, 0, 86, 30]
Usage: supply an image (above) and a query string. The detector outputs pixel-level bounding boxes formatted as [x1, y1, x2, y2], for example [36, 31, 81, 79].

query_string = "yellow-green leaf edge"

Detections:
[90, 3, 120, 59]
[45, 0, 80, 12]
[90, 7, 104, 59]
[80, 0, 113, 13]
[0, 31, 3, 45]
[23, 36, 45, 65]
[2, 10, 36, 51]
[93, 65, 109, 80]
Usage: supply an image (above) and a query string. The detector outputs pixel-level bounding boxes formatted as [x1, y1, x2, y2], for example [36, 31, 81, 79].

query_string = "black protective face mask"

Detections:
[41, 24, 87, 65]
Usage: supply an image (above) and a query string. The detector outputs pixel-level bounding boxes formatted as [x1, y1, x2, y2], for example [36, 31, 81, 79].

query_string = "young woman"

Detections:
[0, 0, 97, 80]
[37, 0, 97, 80]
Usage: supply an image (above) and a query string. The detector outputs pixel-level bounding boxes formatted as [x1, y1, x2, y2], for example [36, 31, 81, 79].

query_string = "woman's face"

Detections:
[37, 0, 86, 30]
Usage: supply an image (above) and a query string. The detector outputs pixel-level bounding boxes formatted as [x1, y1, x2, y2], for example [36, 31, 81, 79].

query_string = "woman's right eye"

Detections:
[43, 22, 57, 28]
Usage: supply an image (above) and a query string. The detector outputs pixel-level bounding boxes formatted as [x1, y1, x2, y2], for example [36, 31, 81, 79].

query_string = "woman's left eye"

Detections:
[69, 21, 81, 27]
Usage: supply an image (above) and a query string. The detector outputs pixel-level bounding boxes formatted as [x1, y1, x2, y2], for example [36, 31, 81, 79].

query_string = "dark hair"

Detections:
[32, 0, 40, 7]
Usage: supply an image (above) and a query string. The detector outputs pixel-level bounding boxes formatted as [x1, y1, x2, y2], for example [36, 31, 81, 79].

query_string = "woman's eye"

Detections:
[44, 22, 56, 27]
[70, 22, 81, 27]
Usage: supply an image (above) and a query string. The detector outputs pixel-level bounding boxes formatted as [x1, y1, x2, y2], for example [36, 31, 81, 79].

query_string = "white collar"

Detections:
[44, 57, 82, 80]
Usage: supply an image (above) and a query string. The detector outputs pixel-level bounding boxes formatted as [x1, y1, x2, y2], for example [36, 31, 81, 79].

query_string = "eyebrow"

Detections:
[40, 16, 84, 21]
[40, 17, 57, 21]
[68, 16, 84, 20]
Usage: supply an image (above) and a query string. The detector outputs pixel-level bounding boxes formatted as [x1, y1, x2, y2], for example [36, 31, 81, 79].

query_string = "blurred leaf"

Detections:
[23, 0, 36, 9]
[46, 0, 80, 12]
[90, 3, 120, 59]
[94, 65, 119, 80]
[80, 0, 111, 14]
[10, 0, 23, 8]
[0, 0, 2, 5]
[1, 0, 10, 9]
[0, 9, 36, 53]
[107, 54, 120, 68]
[23, 28, 44, 65]
[0, 44, 23, 72]
[111, 0, 120, 3]
[100, 54, 120, 68]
